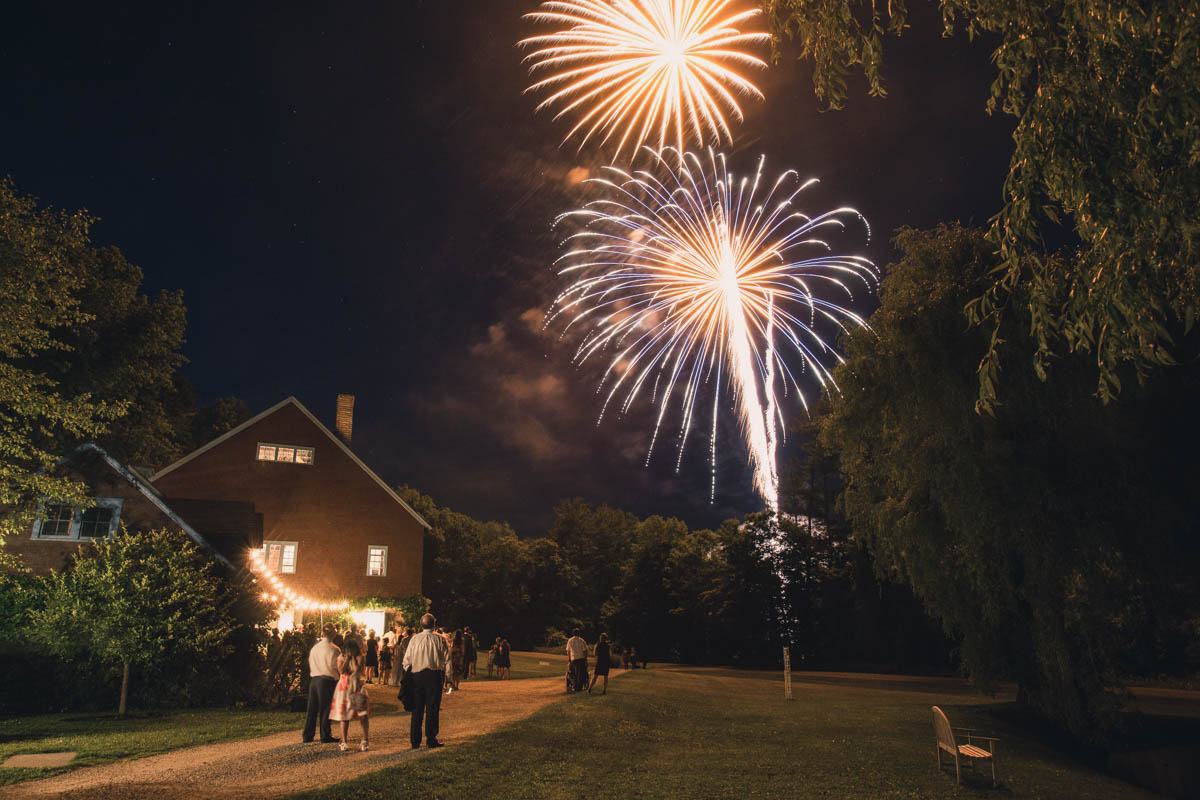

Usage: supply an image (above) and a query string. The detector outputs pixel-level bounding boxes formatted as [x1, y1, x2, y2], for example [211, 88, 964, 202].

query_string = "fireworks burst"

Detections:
[520, 0, 769, 159]
[546, 149, 877, 509]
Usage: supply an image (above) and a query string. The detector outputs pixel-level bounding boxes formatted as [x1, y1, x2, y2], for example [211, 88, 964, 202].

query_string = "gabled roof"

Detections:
[150, 396, 431, 530]
[66, 443, 235, 568]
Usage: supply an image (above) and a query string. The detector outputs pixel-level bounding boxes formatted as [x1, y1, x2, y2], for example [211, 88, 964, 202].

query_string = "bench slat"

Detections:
[958, 744, 993, 759]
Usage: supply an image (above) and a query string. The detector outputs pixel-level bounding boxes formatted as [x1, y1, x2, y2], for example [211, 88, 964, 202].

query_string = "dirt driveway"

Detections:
[3, 676, 566, 800]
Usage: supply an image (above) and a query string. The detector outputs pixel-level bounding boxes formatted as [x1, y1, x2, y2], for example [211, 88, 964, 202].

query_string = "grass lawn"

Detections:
[0, 707, 304, 787]
[292, 667, 1161, 800]
[469, 649, 572, 681]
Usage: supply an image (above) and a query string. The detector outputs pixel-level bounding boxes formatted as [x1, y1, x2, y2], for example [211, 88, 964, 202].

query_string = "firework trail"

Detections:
[546, 148, 876, 509]
[520, 0, 768, 159]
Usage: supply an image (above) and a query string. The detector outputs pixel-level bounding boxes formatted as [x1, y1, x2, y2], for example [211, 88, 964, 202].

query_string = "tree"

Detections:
[0, 179, 123, 541]
[603, 515, 689, 660]
[29, 527, 234, 715]
[820, 224, 1200, 740]
[767, 0, 1200, 407]
[33, 242, 188, 466]
[548, 498, 638, 632]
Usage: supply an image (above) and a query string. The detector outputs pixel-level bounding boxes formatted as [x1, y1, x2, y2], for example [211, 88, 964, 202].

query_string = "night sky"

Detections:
[1, 1, 1013, 535]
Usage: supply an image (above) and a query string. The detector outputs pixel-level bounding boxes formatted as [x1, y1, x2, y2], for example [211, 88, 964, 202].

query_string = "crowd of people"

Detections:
[300, 616, 630, 752]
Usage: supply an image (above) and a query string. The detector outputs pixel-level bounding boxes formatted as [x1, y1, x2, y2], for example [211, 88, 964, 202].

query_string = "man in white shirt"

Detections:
[403, 612, 449, 749]
[565, 628, 589, 693]
[302, 623, 341, 743]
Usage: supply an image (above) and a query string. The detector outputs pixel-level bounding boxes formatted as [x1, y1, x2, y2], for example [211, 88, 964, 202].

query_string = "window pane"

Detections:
[40, 504, 75, 537]
[257, 444, 276, 461]
[79, 507, 114, 538]
[266, 543, 282, 571]
[275, 447, 295, 463]
[295, 448, 314, 465]
[281, 544, 297, 573]
[367, 547, 385, 576]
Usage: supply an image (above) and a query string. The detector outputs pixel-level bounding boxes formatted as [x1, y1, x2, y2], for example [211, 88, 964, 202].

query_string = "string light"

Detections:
[248, 549, 351, 613]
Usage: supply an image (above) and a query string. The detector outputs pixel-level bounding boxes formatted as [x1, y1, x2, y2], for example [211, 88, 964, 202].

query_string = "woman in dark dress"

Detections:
[364, 630, 379, 683]
[379, 641, 392, 682]
[589, 633, 611, 694]
[448, 629, 464, 691]
[497, 637, 512, 679]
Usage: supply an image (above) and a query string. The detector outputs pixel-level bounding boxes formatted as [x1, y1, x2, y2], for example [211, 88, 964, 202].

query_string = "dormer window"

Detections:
[256, 443, 314, 465]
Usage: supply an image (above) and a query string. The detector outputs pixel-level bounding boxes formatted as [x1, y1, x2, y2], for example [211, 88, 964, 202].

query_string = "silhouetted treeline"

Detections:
[399, 476, 953, 672]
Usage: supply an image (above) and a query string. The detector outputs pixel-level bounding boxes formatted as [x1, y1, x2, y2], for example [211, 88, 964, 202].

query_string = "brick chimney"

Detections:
[335, 394, 355, 444]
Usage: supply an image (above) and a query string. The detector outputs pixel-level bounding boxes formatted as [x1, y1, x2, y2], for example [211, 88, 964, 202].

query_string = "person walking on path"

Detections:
[329, 638, 370, 751]
[403, 613, 449, 749]
[588, 633, 611, 694]
[302, 623, 341, 744]
[565, 628, 589, 692]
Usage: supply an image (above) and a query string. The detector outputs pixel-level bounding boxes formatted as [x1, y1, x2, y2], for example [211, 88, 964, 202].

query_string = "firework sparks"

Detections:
[520, 0, 769, 159]
[546, 148, 876, 509]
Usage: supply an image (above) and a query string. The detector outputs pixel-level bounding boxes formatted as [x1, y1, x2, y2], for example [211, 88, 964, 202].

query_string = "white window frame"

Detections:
[256, 442, 315, 465]
[31, 498, 123, 541]
[263, 540, 299, 574]
[366, 545, 388, 577]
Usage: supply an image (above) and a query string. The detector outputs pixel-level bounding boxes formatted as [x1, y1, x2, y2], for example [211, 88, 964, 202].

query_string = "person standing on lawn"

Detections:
[565, 628, 589, 692]
[302, 623, 341, 744]
[448, 629, 464, 692]
[498, 637, 512, 679]
[463, 627, 478, 678]
[588, 633, 611, 694]
[403, 613, 449, 749]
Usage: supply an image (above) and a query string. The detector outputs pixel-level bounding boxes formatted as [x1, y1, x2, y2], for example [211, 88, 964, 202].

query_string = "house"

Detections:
[149, 395, 430, 632]
[7, 442, 260, 575]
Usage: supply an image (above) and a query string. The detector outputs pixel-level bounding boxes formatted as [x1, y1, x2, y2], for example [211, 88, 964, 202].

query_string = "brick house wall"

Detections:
[150, 398, 426, 603]
[6, 447, 217, 575]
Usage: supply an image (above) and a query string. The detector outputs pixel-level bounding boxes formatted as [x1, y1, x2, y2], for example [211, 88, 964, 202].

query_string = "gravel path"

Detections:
[3, 676, 567, 800]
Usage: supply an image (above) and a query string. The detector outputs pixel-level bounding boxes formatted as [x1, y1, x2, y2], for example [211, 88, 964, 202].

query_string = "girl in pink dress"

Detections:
[329, 639, 370, 751]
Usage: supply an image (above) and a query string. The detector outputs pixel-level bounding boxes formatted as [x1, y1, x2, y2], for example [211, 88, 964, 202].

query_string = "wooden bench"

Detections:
[932, 705, 999, 787]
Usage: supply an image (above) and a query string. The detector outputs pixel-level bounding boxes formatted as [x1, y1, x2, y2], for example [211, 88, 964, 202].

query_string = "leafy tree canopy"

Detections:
[29, 527, 234, 715]
[767, 0, 1200, 407]
[0, 179, 122, 538]
[820, 224, 1200, 740]
[0, 178, 247, 543]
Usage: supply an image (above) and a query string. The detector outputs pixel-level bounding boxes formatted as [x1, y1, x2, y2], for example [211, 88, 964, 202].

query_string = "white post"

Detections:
[783, 646, 793, 700]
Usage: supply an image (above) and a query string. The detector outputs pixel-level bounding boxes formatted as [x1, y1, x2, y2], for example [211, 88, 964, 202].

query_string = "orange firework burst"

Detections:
[520, 0, 769, 159]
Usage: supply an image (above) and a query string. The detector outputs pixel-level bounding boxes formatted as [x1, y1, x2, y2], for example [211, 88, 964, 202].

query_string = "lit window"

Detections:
[38, 504, 75, 537]
[281, 543, 297, 573]
[367, 545, 387, 577]
[32, 499, 122, 540]
[256, 443, 314, 465]
[264, 540, 298, 574]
